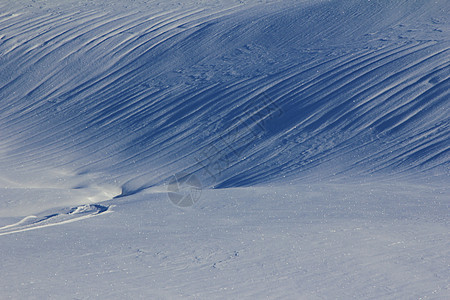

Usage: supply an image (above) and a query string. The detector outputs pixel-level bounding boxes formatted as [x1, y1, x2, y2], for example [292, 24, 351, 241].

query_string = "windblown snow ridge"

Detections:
[0, 0, 448, 199]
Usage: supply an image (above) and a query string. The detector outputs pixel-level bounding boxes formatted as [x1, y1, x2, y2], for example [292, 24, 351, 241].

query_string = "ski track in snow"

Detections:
[0, 204, 113, 236]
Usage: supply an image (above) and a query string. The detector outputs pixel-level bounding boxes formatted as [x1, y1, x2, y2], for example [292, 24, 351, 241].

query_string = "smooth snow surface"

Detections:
[0, 0, 449, 298]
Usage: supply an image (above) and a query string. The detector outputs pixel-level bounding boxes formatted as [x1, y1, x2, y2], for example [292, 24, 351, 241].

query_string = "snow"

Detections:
[0, 0, 449, 298]
[1, 184, 448, 298]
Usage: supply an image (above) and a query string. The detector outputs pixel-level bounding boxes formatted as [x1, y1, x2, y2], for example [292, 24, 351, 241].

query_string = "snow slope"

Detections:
[0, 0, 449, 298]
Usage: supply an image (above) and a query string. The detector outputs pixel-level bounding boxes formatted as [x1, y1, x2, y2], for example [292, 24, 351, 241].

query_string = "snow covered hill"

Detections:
[0, 0, 449, 298]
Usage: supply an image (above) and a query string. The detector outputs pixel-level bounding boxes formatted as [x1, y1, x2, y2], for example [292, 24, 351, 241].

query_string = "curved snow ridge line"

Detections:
[0, 5, 242, 159]
[158, 43, 450, 186]
[3, 41, 450, 183]
[0, 5, 241, 140]
[0, 10, 108, 57]
[0, 3, 243, 93]
[0, 204, 113, 236]
[0, 9, 189, 108]
[0, 5, 243, 143]
[0, 215, 38, 230]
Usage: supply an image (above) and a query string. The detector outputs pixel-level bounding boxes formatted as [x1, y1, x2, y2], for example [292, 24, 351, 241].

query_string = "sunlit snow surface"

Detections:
[0, 0, 449, 298]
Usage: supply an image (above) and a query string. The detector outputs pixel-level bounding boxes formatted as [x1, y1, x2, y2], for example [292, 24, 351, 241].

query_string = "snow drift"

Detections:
[0, 0, 448, 298]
